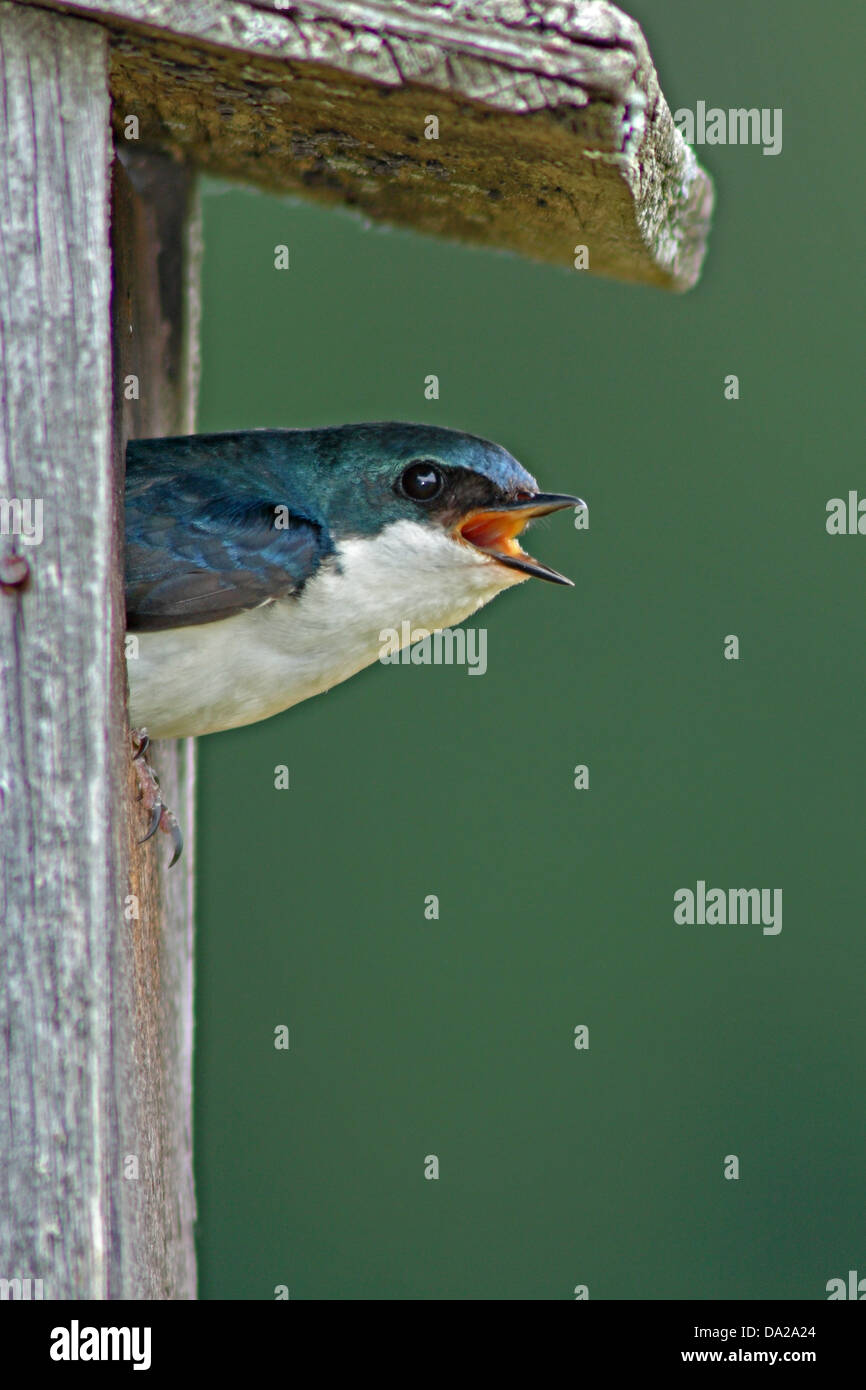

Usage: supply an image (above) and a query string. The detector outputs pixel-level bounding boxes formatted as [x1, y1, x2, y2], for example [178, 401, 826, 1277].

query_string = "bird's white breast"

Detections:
[127, 519, 524, 737]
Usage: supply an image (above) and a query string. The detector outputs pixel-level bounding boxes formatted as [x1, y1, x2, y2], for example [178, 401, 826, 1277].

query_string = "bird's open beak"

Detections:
[456, 493, 584, 585]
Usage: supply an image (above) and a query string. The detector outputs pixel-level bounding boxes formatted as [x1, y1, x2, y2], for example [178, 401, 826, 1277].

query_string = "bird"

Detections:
[125, 422, 582, 857]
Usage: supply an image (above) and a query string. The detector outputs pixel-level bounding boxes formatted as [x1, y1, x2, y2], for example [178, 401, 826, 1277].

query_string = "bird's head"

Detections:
[307, 422, 582, 589]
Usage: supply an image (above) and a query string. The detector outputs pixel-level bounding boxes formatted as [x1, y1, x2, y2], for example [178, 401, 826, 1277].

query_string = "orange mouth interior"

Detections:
[457, 509, 533, 562]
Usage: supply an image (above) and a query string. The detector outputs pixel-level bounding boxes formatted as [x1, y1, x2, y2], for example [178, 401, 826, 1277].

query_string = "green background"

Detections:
[192, 0, 864, 1299]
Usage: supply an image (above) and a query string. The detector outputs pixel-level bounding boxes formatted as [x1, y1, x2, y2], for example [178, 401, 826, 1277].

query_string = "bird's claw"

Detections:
[131, 729, 184, 867]
[165, 811, 184, 868]
[140, 798, 162, 844]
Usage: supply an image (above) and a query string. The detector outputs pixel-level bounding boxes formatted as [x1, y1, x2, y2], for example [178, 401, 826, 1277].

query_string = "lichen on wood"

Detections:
[27, 0, 713, 288]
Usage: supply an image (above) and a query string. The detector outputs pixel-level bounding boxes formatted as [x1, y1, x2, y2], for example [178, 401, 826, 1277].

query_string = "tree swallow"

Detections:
[125, 422, 582, 741]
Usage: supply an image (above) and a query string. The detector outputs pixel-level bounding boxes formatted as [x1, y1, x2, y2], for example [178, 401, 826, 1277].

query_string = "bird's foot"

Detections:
[131, 728, 184, 867]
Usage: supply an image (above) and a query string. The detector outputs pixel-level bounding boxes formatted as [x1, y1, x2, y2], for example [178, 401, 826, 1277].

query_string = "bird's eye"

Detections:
[398, 461, 444, 502]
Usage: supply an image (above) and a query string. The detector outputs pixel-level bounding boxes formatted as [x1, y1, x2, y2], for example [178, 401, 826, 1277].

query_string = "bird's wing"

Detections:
[126, 451, 332, 632]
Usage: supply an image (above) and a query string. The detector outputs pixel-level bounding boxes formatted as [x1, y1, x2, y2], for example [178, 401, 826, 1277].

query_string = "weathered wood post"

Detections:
[0, 2, 197, 1298]
[1, 0, 711, 1300]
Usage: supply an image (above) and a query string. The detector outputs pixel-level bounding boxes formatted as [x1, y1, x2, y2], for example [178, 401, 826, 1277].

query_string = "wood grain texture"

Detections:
[0, 1, 118, 1299]
[22, 0, 713, 288]
[0, 2, 197, 1298]
[111, 147, 200, 1299]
